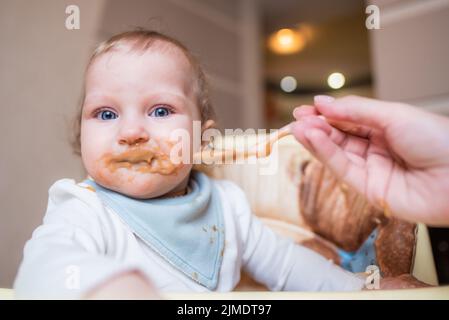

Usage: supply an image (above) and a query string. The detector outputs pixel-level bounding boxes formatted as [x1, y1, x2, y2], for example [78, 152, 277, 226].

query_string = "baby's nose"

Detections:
[118, 127, 150, 146]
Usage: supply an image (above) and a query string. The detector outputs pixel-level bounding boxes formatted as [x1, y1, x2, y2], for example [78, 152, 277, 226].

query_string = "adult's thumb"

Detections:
[313, 95, 405, 130]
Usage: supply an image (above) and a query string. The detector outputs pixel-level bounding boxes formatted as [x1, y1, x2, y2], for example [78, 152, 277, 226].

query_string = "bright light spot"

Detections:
[280, 76, 297, 93]
[268, 28, 305, 55]
[327, 72, 345, 89]
[278, 30, 294, 46]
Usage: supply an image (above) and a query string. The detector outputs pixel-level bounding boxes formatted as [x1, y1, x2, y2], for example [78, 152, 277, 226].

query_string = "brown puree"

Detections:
[101, 143, 182, 175]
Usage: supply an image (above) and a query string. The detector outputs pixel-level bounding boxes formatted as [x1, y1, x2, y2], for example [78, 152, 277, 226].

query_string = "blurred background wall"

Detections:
[369, 0, 449, 114]
[1, 0, 448, 287]
[263, 0, 374, 128]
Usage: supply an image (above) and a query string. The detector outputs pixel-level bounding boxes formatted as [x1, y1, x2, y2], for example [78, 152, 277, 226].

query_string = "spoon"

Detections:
[193, 123, 292, 163]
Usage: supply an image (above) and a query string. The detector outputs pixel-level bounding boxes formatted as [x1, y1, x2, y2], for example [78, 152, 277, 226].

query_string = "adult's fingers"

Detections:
[303, 128, 365, 192]
[292, 116, 370, 161]
[291, 117, 320, 152]
[294, 103, 379, 140]
[326, 119, 375, 140]
[293, 105, 319, 120]
[313, 95, 406, 130]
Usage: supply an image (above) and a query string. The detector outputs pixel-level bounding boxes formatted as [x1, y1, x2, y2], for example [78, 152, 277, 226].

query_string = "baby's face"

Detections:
[81, 47, 200, 199]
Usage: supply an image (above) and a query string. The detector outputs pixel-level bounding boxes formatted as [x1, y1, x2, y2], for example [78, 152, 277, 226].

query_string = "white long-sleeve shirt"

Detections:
[14, 177, 364, 299]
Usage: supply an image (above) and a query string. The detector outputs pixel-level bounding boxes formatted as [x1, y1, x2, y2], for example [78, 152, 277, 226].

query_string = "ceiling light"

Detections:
[268, 28, 305, 55]
[280, 76, 297, 93]
[327, 72, 345, 89]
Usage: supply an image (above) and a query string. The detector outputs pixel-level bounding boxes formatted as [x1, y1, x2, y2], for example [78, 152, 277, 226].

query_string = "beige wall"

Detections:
[0, 0, 263, 287]
[369, 0, 449, 115]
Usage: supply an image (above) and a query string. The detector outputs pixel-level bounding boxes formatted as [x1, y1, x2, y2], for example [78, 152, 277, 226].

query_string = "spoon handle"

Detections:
[193, 123, 292, 163]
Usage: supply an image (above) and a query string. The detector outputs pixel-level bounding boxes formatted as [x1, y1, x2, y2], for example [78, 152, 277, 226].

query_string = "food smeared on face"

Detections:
[80, 42, 202, 198]
[101, 140, 182, 175]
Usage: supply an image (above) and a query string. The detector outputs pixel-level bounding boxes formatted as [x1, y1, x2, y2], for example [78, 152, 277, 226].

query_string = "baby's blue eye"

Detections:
[150, 106, 171, 118]
[97, 110, 118, 120]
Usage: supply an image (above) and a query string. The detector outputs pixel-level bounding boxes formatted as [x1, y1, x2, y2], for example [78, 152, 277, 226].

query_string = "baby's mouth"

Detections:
[102, 144, 180, 175]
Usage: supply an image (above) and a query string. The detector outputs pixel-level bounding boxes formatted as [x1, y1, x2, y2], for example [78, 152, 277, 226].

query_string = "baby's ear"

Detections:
[201, 119, 216, 131]
[201, 119, 217, 148]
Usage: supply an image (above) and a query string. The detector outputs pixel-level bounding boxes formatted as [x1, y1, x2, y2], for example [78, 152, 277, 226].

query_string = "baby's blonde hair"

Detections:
[71, 29, 215, 155]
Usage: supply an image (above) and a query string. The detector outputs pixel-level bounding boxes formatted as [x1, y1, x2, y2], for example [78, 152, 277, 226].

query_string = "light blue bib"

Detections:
[338, 229, 378, 273]
[83, 171, 225, 290]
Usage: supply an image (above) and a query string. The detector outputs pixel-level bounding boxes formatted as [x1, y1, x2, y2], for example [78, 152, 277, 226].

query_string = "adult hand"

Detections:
[291, 95, 449, 226]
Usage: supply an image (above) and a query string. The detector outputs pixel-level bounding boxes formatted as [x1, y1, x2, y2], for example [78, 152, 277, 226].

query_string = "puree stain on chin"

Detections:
[101, 140, 183, 177]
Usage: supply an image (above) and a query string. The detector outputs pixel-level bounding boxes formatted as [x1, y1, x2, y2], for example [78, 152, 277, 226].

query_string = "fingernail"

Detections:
[293, 107, 301, 119]
[314, 95, 335, 104]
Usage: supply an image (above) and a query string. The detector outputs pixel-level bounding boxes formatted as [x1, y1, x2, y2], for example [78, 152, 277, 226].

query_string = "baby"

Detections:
[14, 30, 365, 299]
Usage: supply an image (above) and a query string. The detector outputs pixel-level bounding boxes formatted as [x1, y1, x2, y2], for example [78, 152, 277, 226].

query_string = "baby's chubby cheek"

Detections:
[82, 138, 193, 199]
